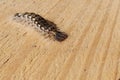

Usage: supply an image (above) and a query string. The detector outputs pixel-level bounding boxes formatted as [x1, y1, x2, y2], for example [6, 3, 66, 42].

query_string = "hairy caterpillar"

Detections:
[13, 12, 68, 42]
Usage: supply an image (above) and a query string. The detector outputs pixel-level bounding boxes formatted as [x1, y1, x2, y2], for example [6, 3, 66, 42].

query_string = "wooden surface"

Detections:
[0, 0, 120, 80]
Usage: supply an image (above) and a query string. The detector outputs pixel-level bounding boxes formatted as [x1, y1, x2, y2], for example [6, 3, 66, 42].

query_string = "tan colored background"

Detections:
[0, 0, 120, 80]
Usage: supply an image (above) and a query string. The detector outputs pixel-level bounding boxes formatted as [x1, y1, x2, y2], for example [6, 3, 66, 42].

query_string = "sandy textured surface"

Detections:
[0, 0, 120, 80]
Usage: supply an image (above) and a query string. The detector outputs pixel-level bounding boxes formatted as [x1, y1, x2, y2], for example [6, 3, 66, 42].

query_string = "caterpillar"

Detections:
[13, 12, 68, 42]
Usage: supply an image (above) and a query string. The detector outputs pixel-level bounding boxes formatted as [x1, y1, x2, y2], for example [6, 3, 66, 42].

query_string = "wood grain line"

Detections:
[37, 0, 92, 79]
[67, 0, 93, 33]
[97, 0, 120, 80]
[56, 0, 103, 80]
[79, 0, 113, 79]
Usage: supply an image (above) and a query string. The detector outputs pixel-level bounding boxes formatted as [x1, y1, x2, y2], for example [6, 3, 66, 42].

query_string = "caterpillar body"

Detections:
[13, 12, 68, 42]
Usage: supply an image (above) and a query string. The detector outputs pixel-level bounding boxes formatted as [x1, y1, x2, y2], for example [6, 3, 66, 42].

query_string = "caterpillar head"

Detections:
[54, 31, 68, 42]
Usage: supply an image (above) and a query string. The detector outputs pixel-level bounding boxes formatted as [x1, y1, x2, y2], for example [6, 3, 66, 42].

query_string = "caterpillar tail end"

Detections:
[54, 31, 68, 42]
